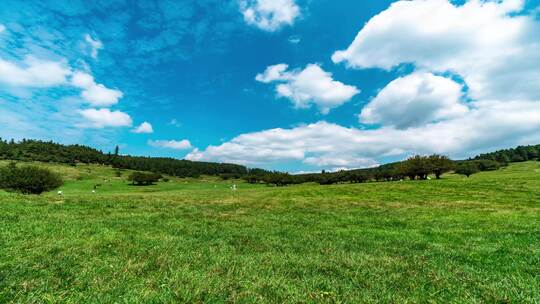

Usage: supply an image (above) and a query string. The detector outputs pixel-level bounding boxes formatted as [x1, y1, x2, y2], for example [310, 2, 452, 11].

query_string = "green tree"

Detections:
[400, 155, 432, 180]
[428, 155, 454, 179]
[455, 162, 480, 178]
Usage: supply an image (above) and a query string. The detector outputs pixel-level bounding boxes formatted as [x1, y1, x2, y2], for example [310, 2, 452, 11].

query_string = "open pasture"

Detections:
[1, 162, 539, 303]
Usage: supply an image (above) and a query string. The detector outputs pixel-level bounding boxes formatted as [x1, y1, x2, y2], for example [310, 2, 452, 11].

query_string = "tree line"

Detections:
[243, 155, 457, 186]
[474, 145, 540, 164]
[1, 138, 538, 188]
[0, 138, 247, 178]
[243, 144, 540, 186]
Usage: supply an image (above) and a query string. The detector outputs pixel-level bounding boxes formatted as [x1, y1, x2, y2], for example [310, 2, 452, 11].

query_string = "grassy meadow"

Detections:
[0, 161, 539, 303]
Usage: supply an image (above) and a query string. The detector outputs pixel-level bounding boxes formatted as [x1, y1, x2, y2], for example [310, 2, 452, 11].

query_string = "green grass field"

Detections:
[1, 161, 539, 303]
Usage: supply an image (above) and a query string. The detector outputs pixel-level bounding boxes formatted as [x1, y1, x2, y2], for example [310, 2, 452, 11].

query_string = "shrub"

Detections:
[220, 173, 242, 180]
[0, 163, 63, 194]
[128, 172, 162, 185]
[473, 159, 500, 171]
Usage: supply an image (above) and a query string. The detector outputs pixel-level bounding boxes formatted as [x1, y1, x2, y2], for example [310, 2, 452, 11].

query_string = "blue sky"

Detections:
[1, 0, 540, 172]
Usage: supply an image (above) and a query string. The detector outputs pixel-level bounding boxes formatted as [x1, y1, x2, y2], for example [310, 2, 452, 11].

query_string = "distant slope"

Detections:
[0, 138, 248, 178]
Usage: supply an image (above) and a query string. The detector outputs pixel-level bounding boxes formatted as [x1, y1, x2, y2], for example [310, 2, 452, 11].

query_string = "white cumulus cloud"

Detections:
[0, 56, 71, 88]
[240, 0, 300, 31]
[148, 139, 193, 150]
[256, 64, 289, 83]
[263, 0, 540, 170]
[186, 99, 540, 170]
[79, 108, 132, 128]
[132, 122, 154, 134]
[256, 63, 360, 114]
[0, 58, 123, 110]
[71, 71, 123, 107]
[332, 0, 540, 102]
[360, 72, 468, 129]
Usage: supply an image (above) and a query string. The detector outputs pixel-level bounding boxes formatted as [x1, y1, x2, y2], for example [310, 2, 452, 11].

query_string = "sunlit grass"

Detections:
[1, 162, 539, 303]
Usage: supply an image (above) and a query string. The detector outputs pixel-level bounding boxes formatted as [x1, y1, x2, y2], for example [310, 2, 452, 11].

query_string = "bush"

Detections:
[220, 173, 242, 180]
[0, 163, 63, 194]
[473, 159, 501, 171]
[128, 172, 162, 185]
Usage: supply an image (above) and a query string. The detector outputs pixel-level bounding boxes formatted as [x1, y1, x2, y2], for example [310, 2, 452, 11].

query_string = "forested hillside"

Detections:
[474, 145, 540, 163]
[0, 138, 247, 178]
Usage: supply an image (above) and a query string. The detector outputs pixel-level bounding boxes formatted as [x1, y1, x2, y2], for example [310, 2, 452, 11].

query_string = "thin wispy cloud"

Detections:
[84, 34, 103, 59]
[148, 139, 192, 150]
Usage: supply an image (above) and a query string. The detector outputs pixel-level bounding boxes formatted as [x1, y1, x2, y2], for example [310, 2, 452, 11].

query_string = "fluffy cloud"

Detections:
[256, 64, 289, 83]
[0, 57, 123, 108]
[132, 122, 153, 134]
[0, 24, 5, 33]
[0, 56, 71, 88]
[148, 139, 193, 150]
[261, 0, 540, 170]
[84, 34, 103, 59]
[256, 64, 360, 114]
[79, 108, 132, 128]
[360, 72, 468, 129]
[240, 0, 300, 31]
[71, 72, 123, 107]
[186, 99, 540, 170]
[332, 0, 540, 102]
